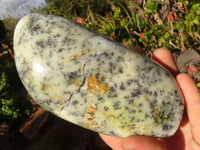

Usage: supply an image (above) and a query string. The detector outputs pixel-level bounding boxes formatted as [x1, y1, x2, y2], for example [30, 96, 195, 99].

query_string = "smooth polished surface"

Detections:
[14, 13, 184, 137]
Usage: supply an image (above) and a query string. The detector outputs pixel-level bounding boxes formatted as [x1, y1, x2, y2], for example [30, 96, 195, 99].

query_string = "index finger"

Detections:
[176, 73, 200, 145]
[152, 48, 178, 76]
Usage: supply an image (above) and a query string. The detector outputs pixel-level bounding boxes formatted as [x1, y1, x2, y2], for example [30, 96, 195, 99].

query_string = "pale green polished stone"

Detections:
[13, 13, 184, 137]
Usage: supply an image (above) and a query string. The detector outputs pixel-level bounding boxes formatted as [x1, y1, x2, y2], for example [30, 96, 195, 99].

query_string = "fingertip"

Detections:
[176, 73, 200, 144]
[176, 73, 196, 85]
[176, 73, 199, 99]
[152, 48, 178, 76]
[153, 48, 170, 56]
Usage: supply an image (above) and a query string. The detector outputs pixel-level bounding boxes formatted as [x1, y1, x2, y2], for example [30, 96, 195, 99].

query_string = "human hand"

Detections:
[99, 48, 200, 150]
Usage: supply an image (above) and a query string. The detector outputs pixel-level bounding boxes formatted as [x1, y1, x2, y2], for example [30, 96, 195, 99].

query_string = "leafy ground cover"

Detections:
[35, 0, 200, 52]
[0, 0, 199, 149]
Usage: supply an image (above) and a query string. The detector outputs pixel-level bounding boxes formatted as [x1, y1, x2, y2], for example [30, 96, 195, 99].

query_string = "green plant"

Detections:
[197, 82, 200, 91]
[0, 72, 9, 97]
[145, 0, 158, 14]
[0, 55, 33, 136]
[33, 0, 199, 52]
[32, 0, 111, 20]
[0, 72, 18, 122]
[0, 70, 33, 123]
[2, 17, 19, 41]
[0, 21, 7, 41]
[0, 98, 20, 121]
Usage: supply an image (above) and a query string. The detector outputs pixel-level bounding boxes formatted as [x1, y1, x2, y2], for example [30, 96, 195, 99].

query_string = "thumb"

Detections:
[121, 136, 167, 150]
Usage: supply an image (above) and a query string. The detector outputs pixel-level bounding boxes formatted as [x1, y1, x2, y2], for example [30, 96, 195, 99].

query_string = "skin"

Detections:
[99, 48, 200, 150]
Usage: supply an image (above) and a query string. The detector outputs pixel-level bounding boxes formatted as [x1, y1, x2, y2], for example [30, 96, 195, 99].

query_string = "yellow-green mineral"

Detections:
[14, 13, 184, 137]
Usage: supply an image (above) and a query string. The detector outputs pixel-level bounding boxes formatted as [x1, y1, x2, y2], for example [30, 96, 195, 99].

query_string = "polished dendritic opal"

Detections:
[13, 13, 184, 137]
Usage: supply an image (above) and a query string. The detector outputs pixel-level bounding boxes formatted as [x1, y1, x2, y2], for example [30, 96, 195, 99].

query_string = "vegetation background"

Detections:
[0, 0, 199, 149]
